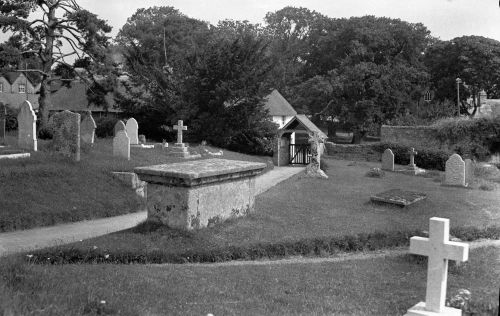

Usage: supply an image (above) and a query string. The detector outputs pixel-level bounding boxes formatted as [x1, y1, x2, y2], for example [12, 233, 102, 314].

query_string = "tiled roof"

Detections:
[281, 114, 328, 139]
[50, 81, 121, 112]
[263, 89, 297, 116]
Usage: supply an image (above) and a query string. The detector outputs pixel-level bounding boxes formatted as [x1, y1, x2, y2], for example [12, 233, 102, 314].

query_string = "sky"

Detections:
[75, 0, 500, 41]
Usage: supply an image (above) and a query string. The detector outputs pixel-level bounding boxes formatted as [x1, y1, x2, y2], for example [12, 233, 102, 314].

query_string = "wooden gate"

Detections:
[289, 144, 311, 165]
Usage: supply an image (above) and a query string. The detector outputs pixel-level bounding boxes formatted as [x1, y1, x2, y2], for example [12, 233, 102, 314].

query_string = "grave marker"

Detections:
[113, 130, 130, 160]
[125, 118, 139, 145]
[405, 217, 469, 316]
[50, 110, 81, 161]
[113, 120, 126, 137]
[381, 148, 395, 171]
[0, 103, 6, 143]
[445, 154, 466, 187]
[409, 147, 418, 168]
[17, 100, 37, 151]
[464, 159, 474, 185]
[173, 120, 187, 144]
[81, 111, 97, 146]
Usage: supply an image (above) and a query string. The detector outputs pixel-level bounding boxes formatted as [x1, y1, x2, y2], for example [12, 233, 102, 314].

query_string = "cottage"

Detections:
[0, 72, 40, 110]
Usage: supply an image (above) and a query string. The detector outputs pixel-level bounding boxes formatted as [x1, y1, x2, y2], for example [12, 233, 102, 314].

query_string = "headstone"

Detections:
[0, 103, 6, 143]
[138, 134, 146, 144]
[169, 120, 194, 158]
[50, 110, 81, 161]
[113, 130, 130, 160]
[381, 149, 395, 171]
[304, 131, 328, 179]
[17, 100, 37, 151]
[80, 111, 97, 146]
[444, 154, 466, 187]
[405, 217, 469, 316]
[173, 120, 187, 145]
[409, 147, 418, 168]
[464, 159, 474, 185]
[125, 118, 139, 145]
[113, 120, 126, 137]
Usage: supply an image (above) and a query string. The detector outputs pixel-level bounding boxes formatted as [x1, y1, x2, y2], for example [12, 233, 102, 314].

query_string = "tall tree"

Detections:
[425, 36, 500, 115]
[0, 0, 111, 128]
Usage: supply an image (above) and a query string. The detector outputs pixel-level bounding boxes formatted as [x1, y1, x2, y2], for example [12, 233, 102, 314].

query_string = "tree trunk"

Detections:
[37, 77, 51, 130]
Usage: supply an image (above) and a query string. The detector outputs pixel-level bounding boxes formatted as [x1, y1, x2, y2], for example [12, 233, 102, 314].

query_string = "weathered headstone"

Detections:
[125, 118, 139, 145]
[113, 130, 130, 160]
[173, 120, 187, 145]
[50, 110, 81, 161]
[405, 217, 469, 316]
[381, 148, 395, 171]
[0, 103, 6, 143]
[409, 147, 418, 168]
[445, 154, 466, 187]
[138, 134, 146, 144]
[370, 189, 426, 206]
[113, 120, 126, 137]
[17, 100, 37, 151]
[304, 131, 328, 179]
[464, 159, 474, 185]
[80, 111, 97, 146]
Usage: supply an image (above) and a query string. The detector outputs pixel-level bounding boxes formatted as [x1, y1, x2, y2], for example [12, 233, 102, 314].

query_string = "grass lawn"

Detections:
[44, 158, 500, 262]
[0, 135, 272, 232]
[1, 246, 498, 315]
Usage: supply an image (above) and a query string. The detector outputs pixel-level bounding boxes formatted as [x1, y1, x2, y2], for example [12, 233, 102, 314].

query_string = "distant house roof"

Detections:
[263, 89, 297, 116]
[280, 114, 328, 139]
[50, 81, 121, 113]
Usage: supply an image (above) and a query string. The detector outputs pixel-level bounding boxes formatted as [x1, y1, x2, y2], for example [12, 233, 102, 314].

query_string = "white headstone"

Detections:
[113, 130, 130, 160]
[381, 149, 395, 171]
[125, 118, 139, 145]
[464, 159, 474, 186]
[405, 217, 469, 316]
[17, 100, 37, 151]
[81, 112, 97, 145]
[173, 120, 187, 145]
[445, 154, 466, 187]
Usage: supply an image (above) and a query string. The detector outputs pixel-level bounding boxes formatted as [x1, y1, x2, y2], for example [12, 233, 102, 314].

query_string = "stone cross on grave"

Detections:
[405, 217, 469, 316]
[173, 120, 187, 145]
[409, 147, 418, 167]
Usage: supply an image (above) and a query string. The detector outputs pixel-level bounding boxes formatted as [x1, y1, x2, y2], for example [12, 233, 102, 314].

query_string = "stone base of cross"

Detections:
[404, 217, 469, 316]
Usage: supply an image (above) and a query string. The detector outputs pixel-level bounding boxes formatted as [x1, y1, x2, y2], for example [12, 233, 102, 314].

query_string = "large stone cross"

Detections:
[406, 217, 469, 315]
[173, 120, 187, 144]
[409, 147, 418, 167]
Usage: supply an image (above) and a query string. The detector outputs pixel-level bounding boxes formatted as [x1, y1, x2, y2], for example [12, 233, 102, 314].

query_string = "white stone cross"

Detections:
[173, 120, 187, 144]
[406, 217, 469, 315]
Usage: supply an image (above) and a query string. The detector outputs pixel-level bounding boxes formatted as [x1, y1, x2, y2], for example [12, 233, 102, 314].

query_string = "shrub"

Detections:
[4, 106, 18, 131]
[365, 168, 385, 178]
[371, 142, 451, 171]
[95, 116, 119, 138]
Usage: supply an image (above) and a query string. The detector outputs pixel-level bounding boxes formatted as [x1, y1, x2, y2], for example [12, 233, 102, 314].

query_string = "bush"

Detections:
[225, 129, 274, 156]
[4, 106, 18, 131]
[95, 116, 119, 138]
[365, 168, 385, 178]
[371, 142, 451, 171]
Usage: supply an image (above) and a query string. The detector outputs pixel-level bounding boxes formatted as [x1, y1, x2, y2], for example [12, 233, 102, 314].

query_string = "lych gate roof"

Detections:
[263, 89, 297, 116]
[280, 114, 328, 139]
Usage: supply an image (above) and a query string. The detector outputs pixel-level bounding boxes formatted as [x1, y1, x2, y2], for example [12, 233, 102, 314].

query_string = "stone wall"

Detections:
[324, 142, 380, 162]
[380, 125, 442, 148]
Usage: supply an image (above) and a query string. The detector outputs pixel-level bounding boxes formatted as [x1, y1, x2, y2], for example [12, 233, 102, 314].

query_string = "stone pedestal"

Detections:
[405, 302, 461, 316]
[134, 159, 266, 230]
[168, 143, 190, 158]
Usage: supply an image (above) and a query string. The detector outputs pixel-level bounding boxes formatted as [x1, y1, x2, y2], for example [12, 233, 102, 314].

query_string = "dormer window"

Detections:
[19, 84, 26, 93]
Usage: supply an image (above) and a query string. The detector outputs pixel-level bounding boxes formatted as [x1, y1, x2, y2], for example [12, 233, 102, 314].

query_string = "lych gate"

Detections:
[273, 114, 328, 166]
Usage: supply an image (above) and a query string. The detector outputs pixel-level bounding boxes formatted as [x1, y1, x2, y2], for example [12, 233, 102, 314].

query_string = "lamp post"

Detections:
[456, 78, 462, 116]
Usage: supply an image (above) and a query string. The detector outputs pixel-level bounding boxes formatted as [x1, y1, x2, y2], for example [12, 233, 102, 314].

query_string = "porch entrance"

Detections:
[289, 143, 311, 165]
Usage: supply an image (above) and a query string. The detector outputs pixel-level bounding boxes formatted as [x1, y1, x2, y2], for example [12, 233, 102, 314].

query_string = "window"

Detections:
[18, 84, 26, 93]
[282, 116, 287, 125]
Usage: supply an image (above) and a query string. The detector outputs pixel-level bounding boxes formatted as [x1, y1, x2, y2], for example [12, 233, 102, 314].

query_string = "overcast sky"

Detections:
[76, 0, 500, 41]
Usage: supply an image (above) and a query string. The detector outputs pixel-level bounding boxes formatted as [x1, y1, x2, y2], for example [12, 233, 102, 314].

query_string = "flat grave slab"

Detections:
[370, 189, 427, 206]
[0, 147, 30, 160]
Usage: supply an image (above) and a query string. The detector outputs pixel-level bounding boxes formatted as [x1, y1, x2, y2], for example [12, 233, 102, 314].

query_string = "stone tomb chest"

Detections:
[134, 159, 266, 230]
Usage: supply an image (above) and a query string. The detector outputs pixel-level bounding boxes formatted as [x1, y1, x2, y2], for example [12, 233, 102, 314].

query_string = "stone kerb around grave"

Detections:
[381, 148, 395, 171]
[444, 154, 466, 187]
[134, 159, 266, 230]
[125, 118, 139, 145]
[50, 110, 81, 161]
[113, 130, 130, 160]
[17, 100, 37, 151]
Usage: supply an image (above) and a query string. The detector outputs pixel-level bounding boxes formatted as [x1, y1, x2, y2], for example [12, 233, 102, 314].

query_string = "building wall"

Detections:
[0, 75, 39, 110]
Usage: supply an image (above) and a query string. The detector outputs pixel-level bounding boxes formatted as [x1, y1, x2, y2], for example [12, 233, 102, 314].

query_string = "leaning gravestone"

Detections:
[80, 111, 97, 146]
[113, 130, 130, 160]
[381, 148, 394, 171]
[50, 110, 81, 161]
[125, 118, 139, 145]
[17, 100, 37, 151]
[444, 154, 466, 187]
[0, 103, 6, 144]
[113, 120, 126, 137]
[464, 159, 474, 185]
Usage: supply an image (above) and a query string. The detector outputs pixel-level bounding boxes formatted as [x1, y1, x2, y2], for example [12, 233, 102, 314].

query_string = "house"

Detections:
[263, 89, 297, 128]
[0, 72, 40, 110]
